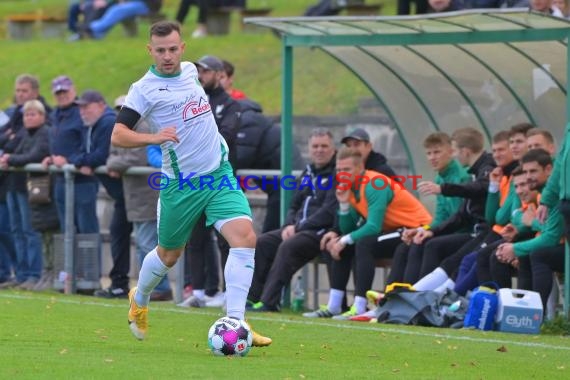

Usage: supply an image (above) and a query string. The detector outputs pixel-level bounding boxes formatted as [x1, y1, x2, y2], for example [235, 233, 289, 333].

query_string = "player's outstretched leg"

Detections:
[127, 248, 171, 340]
[224, 246, 272, 346]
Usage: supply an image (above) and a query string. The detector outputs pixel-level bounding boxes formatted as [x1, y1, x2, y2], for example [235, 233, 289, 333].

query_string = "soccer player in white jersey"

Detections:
[111, 20, 271, 347]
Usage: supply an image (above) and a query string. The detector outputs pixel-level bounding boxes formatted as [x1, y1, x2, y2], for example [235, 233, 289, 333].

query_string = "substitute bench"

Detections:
[7, 14, 67, 40]
[309, 255, 392, 310]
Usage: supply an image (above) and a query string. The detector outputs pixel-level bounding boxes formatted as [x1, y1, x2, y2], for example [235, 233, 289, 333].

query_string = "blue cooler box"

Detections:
[495, 289, 543, 334]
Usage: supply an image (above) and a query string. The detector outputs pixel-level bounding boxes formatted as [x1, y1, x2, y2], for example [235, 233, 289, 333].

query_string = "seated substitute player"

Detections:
[303, 147, 432, 319]
[110, 21, 271, 347]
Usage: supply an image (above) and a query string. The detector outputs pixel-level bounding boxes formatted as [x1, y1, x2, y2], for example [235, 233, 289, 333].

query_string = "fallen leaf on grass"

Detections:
[59, 349, 68, 355]
[435, 340, 442, 345]
[497, 345, 507, 352]
[299, 375, 306, 379]
[557, 365, 565, 370]
[104, 358, 113, 363]
[392, 369, 400, 373]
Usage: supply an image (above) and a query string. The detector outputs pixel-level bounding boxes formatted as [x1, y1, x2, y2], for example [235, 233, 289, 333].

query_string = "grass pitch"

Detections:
[1, 291, 569, 379]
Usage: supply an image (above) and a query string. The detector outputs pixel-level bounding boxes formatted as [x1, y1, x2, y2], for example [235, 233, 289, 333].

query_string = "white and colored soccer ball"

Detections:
[207, 317, 252, 357]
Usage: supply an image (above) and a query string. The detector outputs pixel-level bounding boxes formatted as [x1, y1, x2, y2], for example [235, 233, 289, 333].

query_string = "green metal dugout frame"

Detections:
[246, 9, 570, 317]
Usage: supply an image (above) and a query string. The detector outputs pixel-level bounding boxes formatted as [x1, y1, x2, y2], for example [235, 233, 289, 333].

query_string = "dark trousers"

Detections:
[419, 233, 474, 278]
[262, 186, 281, 233]
[529, 244, 565, 311]
[386, 242, 410, 284]
[454, 239, 503, 295]
[185, 213, 220, 296]
[99, 177, 133, 290]
[401, 242, 426, 284]
[108, 197, 133, 289]
[489, 253, 532, 290]
[330, 234, 400, 297]
[440, 230, 500, 276]
[176, 0, 209, 24]
[249, 229, 322, 307]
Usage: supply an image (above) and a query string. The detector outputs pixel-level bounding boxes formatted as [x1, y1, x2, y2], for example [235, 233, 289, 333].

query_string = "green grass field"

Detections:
[1, 291, 569, 379]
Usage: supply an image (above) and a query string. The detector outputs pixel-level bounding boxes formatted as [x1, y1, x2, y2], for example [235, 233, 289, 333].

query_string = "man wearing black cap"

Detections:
[71, 90, 134, 299]
[320, 128, 397, 253]
[194, 55, 241, 165]
[340, 128, 396, 178]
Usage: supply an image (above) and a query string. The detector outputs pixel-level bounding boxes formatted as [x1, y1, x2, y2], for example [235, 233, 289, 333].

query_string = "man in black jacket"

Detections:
[195, 55, 240, 165]
[235, 98, 304, 233]
[340, 128, 396, 178]
[247, 128, 337, 311]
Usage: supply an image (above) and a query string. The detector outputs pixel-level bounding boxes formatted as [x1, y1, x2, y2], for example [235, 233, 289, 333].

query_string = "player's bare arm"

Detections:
[111, 123, 179, 148]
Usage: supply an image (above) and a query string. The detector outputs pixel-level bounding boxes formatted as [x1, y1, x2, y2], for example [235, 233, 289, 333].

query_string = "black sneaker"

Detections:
[94, 287, 129, 299]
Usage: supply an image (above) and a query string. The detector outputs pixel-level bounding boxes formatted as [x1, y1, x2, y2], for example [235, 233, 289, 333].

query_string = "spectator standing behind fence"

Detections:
[42, 76, 100, 238]
[67, 0, 111, 42]
[106, 95, 172, 301]
[84, 0, 162, 39]
[0, 100, 50, 290]
[0, 74, 52, 290]
[62, 90, 133, 299]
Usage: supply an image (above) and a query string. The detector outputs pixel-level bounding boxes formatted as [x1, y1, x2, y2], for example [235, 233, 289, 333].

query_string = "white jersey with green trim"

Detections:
[124, 61, 229, 178]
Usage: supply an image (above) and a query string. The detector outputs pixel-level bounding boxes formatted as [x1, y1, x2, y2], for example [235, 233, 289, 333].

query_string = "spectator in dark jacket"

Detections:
[235, 98, 304, 232]
[195, 55, 241, 166]
[70, 90, 134, 299]
[247, 128, 338, 312]
[0, 100, 50, 290]
[43, 76, 100, 236]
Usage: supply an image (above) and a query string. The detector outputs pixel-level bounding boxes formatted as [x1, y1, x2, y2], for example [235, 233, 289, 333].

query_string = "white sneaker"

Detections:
[177, 295, 206, 308]
[205, 292, 225, 307]
[191, 28, 207, 39]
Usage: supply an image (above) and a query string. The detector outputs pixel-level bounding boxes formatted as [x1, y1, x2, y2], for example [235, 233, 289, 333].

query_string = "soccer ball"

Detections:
[207, 317, 252, 357]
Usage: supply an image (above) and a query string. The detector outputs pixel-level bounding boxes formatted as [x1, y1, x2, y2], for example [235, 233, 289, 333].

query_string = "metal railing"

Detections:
[2, 164, 302, 303]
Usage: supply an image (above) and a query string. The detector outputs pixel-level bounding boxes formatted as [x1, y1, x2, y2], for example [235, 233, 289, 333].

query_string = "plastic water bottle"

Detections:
[292, 276, 305, 312]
